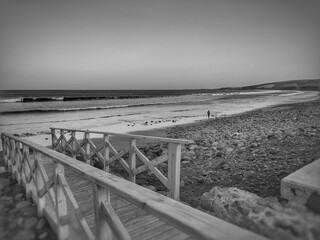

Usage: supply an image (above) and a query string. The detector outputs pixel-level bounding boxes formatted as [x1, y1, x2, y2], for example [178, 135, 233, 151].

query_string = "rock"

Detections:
[221, 164, 230, 170]
[188, 150, 196, 155]
[36, 218, 46, 231]
[225, 148, 234, 155]
[158, 163, 167, 168]
[17, 217, 24, 227]
[12, 229, 36, 240]
[306, 192, 320, 213]
[24, 217, 38, 229]
[0, 178, 11, 190]
[181, 156, 191, 161]
[38, 232, 48, 239]
[200, 187, 320, 240]
[20, 206, 37, 217]
[14, 193, 24, 201]
[243, 171, 254, 179]
[250, 142, 258, 148]
[216, 151, 223, 157]
[15, 201, 31, 209]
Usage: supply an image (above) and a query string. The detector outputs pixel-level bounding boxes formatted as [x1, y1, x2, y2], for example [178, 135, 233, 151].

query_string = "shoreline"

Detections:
[11, 90, 319, 150]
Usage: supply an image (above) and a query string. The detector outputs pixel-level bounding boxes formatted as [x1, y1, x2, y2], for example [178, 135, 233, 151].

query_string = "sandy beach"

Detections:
[11, 90, 318, 149]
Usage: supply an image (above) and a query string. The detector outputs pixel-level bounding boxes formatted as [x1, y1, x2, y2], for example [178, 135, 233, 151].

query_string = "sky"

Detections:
[0, 0, 319, 90]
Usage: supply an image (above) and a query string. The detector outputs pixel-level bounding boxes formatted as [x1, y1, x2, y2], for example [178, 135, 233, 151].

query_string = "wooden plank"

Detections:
[124, 215, 158, 234]
[101, 201, 132, 240]
[58, 173, 94, 240]
[159, 229, 190, 240]
[131, 221, 180, 240]
[118, 208, 147, 223]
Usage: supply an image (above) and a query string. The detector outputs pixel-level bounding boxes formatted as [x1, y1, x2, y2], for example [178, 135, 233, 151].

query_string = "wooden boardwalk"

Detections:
[40, 156, 191, 240]
[2, 132, 268, 240]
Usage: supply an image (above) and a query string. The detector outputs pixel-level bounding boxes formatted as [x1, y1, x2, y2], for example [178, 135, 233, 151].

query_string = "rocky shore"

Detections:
[161, 98, 320, 207]
[154, 97, 320, 240]
[0, 170, 56, 240]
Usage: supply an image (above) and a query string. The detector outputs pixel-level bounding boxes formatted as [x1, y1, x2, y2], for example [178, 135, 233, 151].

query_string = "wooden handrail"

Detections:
[2, 132, 267, 240]
[50, 127, 191, 200]
[49, 127, 194, 144]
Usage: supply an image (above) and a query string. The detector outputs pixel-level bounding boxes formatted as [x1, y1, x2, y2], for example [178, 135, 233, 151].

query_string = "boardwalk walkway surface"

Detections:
[40, 156, 191, 240]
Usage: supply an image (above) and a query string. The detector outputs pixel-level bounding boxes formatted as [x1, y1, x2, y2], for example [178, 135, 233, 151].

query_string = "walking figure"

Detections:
[207, 110, 210, 118]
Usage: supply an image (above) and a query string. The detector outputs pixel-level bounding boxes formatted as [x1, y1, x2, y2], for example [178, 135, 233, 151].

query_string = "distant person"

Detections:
[207, 110, 210, 118]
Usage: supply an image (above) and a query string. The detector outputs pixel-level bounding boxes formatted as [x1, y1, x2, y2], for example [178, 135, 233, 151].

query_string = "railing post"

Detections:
[103, 134, 110, 173]
[129, 138, 136, 183]
[55, 163, 68, 240]
[6, 139, 11, 172]
[60, 130, 65, 154]
[15, 142, 22, 184]
[168, 143, 182, 200]
[35, 152, 45, 217]
[103, 134, 111, 202]
[71, 131, 76, 158]
[2, 135, 8, 166]
[9, 139, 15, 174]
[23, 146, 32, 200]
[51, 128, 55, 150]
[85, 131, 91, 165]
[93, 183, 112, 240]
[11, 140, 18, 180]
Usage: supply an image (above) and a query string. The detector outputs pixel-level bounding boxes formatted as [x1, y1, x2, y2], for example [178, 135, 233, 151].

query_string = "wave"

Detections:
[0, 98, 211, 114]
[0, 95, 163, 103]
[278, 91, 304, 97]
[0, 98, 23, 103]
[210, 90, 282, 96]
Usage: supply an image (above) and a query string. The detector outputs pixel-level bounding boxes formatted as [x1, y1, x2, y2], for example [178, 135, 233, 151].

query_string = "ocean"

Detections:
[0, 89, 315, 138]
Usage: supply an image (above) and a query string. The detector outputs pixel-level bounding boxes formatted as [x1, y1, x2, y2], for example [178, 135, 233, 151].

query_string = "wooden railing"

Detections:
[1, 132, 267, 240]
[50, 127, 193, 200]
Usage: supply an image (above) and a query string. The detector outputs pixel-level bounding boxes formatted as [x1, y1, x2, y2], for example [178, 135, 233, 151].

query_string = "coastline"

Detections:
[11, 90, 319, 150]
